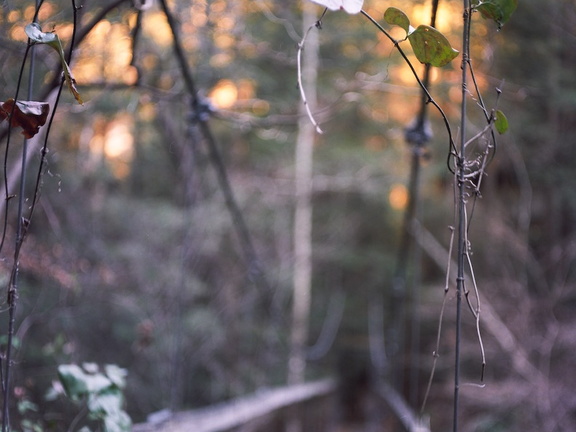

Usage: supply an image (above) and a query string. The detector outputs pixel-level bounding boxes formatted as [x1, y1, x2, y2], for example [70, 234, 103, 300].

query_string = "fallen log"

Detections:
[133, 378, 337, 432]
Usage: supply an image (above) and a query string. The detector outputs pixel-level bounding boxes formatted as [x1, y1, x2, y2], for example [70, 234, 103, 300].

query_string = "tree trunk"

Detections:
[288, 3, 319, 387]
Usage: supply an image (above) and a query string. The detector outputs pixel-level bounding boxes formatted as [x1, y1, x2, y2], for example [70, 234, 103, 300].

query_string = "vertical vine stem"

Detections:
[454, 1, 472, 431]
[2, 0, 43, 427]
[28, 0, 81, 223]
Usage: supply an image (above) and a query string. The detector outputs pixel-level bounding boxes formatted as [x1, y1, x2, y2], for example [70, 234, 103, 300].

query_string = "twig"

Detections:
[296, 9, 326, 134]
[462, 205, 486, 381]
[420, 225, 454, 415]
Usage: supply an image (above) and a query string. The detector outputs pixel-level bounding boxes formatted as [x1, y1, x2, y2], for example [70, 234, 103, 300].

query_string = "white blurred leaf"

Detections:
[308, 0, 364, 14]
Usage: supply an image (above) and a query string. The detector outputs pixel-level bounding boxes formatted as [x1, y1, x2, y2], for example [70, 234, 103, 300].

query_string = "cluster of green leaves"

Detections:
[383, 7, 459, 67]
[381, 4, 510, 136]
[47, 363, 132, 432]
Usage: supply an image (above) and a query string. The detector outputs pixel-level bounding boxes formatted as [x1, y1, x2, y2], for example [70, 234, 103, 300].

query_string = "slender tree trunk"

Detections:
[288, 3, 318, 387]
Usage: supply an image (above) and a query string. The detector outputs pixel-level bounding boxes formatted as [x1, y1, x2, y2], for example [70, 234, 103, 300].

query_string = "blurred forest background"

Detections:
[0, 0, 575, 431]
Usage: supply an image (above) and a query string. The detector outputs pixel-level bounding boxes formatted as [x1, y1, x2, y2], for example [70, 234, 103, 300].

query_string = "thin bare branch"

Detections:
[296, 11, 326, 135]
[420, 225, 454, 415]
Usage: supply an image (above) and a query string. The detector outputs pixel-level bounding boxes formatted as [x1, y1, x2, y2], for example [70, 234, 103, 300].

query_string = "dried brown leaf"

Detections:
[0, 99, 50, 138]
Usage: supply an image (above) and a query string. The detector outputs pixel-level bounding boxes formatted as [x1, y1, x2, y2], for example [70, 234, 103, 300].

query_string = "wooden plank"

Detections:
[133, 378, 337, 432]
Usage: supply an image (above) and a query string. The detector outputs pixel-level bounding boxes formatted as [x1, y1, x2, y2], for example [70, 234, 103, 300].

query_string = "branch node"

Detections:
[189, 97, 215, 124]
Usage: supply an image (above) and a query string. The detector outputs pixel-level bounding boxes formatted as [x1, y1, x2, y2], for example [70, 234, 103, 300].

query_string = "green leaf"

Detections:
[103, 410, 132, 432]
[17, 400, 38, 415]
[494, 109, 509, 134]
[45, 381, 64, 401]
[83, 362, 100, 374]
[58, 363, 112, 398]
[476, 0, 518, 28]
[105, 364, 128, 389]
[408, 25, 459, 67]
[58, 364, 89, 400]
[21, 419, 43, 432]
[83, 372, 113, 394]
[58, 364, 132, 432]
[383, 7, 414, 35]
[24, 23, 83, 104]
[87, 391, 123, 417]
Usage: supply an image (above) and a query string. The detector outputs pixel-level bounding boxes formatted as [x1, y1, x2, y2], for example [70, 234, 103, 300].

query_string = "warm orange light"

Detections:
[142, 11, 173, 47]
[104, 115, 134, 179]
[7, 10, 20, 23]
[408, 2, 460, 34]
[343, 42, 362, 60]
[365, 135, 386, 152]
[10, 25, 27, 42]
[217, 16, 235, 32]
[214, 33, 234, 50]
[56, 23, 74, 40]
[192, 12, 208, 27]
[105, 119, 133, 159]
[387, 93, 417, 124]
[251, 100, 269, 116]
[74, 21, 134, 84]
[435, 2, 462, 34]
[210, 0, 226, 14]
[38, 3, 55, 21]
[209, 52, 232, 68]
[24, 6, 36, 21]
[139, 101, 156, 122]
[122, 66, 139, 85]
[87, 115, 134, 179]
[237, 79, 256, 100]
[93, 20, 111, 39]
[448, 86, 461, 103]
[389, 183, 409, 210]
[88, 134, 104, 157]
[209, 80, 238, 109]
[411, 4, 429, 30]
[389, 63, 414, 86]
